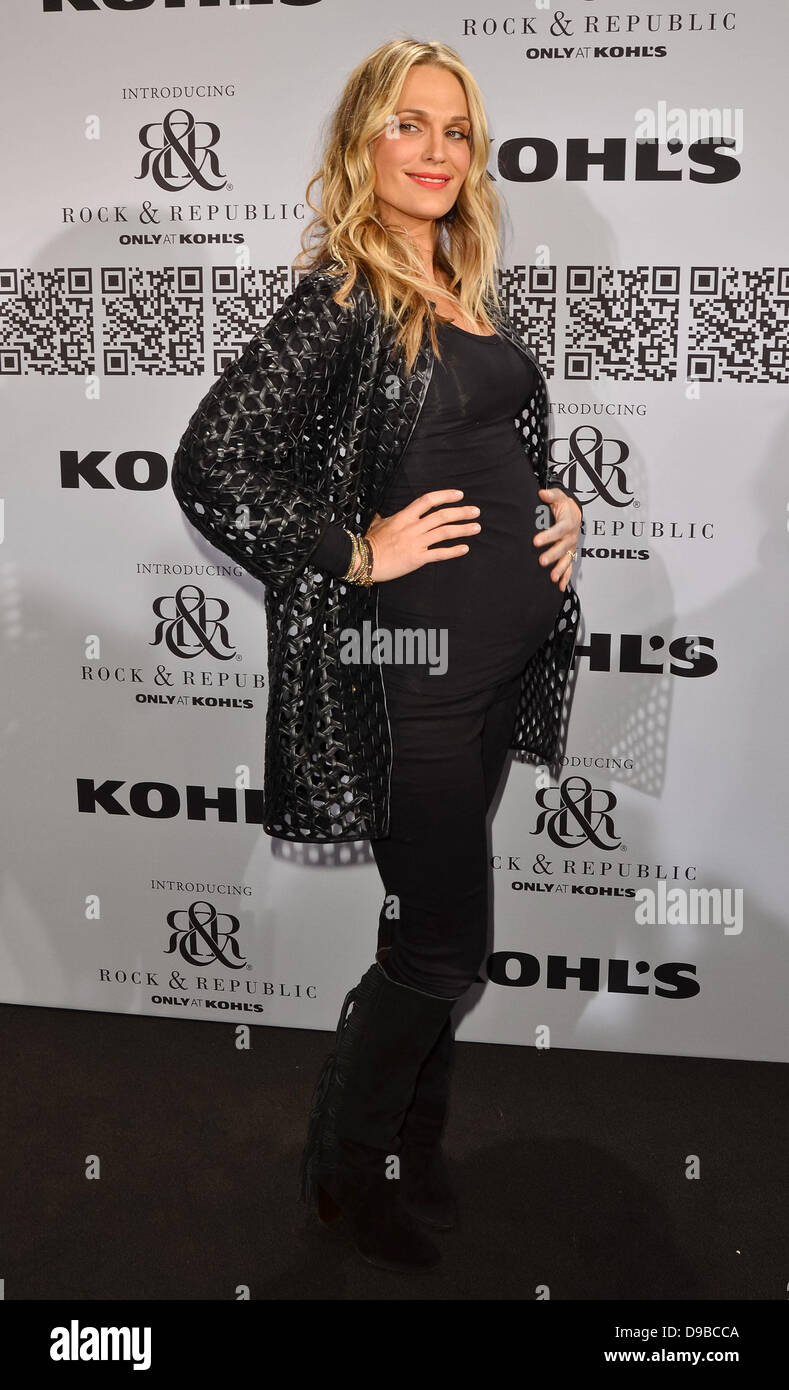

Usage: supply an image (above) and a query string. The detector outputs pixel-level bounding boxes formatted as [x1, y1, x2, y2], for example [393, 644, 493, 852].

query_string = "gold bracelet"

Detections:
[349, 536, 375, 586]
[359, 536, 375, 586]
[341, 528, 362, 581]
[341, 528, 376, 586]
[348, 535, 368, 585]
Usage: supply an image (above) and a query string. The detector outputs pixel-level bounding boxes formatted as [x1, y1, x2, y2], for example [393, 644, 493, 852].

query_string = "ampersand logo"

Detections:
[531, 774, 622, 851]
[549, 424, 634, 508]
[137, 108, 227, 193]
[164, 901, 247, 969]
[150, 584, 237, 660]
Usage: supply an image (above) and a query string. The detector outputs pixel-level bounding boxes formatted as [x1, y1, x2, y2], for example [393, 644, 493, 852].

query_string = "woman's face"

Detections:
[371, 64, 472, 238]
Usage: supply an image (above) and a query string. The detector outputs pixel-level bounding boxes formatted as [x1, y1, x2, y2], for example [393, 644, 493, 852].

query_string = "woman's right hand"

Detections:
[362, 490, 481, 583]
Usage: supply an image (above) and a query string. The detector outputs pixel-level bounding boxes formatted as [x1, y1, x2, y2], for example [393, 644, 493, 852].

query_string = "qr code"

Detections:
[496, 264, 557, 376]
[6, 261, 786, 383]
[212, 265, 294, 373]
[564, 265, 680, 381]
[0, 263, 302, 377]
[101, 265, 297, 375]
[102, 266, 204, 376]
[688, 266, 789, 383]
[0, 267, 93, 375]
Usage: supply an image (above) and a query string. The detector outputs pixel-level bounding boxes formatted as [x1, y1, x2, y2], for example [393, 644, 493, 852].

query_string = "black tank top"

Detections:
[376, 320, 563, 693]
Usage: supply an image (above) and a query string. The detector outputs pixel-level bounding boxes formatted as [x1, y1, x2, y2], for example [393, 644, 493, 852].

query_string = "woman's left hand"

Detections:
[534, 488, 582, 594]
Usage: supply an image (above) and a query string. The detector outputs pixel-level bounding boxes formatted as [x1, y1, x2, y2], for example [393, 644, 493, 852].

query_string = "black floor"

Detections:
[2, 1002, 786, 1301]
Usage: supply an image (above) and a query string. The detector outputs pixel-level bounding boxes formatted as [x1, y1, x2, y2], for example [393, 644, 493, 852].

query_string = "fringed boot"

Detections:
[298, 959, 459, 1273]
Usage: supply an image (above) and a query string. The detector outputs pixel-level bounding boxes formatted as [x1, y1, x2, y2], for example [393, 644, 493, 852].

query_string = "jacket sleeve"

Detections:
[311, 520, 354, 577]
[170, 271, 358, 591]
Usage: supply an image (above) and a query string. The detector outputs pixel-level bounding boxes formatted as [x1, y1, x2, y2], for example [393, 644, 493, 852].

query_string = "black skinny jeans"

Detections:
[370, 664, 523, 1000]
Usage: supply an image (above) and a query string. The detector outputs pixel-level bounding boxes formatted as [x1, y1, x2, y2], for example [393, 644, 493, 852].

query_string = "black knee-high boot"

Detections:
[376, 941, 458, 1230]
[398, 1017, 457, 1229]
[298, 960, 460, 1273]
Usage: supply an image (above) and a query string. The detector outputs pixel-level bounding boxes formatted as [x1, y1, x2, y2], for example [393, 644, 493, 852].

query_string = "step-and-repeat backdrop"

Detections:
[2, 2, 787, 1063]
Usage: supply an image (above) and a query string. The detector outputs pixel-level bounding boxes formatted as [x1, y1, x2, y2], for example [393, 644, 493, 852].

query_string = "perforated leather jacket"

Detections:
[170, 263, 582, 842]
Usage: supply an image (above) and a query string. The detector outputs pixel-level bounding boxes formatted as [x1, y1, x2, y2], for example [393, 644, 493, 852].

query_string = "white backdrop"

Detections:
[2, 1, 787, 1063]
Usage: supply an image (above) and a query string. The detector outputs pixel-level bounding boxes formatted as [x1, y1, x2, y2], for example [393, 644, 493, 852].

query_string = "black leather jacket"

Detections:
[170, 264, 582, 842]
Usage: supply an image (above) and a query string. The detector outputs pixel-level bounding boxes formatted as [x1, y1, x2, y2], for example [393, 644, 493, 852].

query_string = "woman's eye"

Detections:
[397, 122, 469, 140]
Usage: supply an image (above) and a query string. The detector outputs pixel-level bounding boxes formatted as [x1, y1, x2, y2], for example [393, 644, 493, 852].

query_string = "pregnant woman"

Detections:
[295, 47, 581, 1274]
[171, 37, 582, 1278]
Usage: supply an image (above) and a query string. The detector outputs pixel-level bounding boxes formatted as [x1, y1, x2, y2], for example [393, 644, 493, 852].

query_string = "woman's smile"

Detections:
[405, 172, 452, 189]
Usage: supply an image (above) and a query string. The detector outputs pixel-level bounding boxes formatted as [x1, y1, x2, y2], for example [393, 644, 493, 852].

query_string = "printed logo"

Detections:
[137, 108, 227, 192]
[165, 900, 248, 969]
[150, 584, 237, 660]
[532, 775, 622, 851]
[550, 424, 635, 507]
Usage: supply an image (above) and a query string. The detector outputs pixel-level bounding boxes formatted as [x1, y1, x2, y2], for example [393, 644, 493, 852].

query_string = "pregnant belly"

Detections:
[377, 454, 564, 688]
[380, 455, 561, 624]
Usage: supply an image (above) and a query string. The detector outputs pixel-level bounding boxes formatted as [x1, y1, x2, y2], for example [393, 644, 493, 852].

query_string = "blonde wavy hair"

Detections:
[293, 36, 506, 375]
